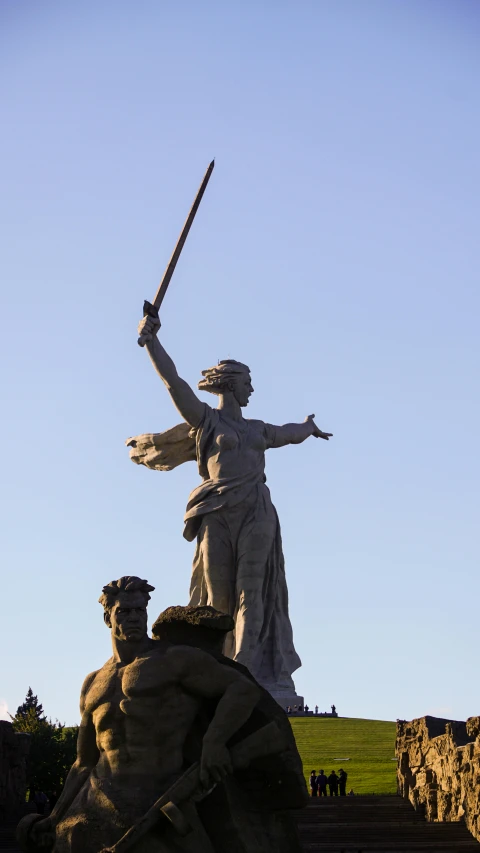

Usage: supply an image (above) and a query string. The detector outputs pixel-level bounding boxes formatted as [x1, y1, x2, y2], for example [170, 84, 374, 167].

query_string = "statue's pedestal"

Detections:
[262, 675, 304, 710]
[270, 692, 304, 710]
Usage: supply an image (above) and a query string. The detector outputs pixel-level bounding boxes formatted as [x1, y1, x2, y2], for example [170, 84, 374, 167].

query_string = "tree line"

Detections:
[10, 688, 78, 797]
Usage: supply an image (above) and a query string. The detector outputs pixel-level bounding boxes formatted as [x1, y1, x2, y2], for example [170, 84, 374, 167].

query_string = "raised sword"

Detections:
[137, 159, 215, 347]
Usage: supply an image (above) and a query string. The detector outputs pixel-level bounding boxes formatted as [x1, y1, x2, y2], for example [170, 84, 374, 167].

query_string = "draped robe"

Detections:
[127, 404, 301, 694]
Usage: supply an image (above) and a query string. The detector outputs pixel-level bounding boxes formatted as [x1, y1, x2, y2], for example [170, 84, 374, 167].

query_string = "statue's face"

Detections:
[107, 592, 148, 642]
[233, 374, 254, 407]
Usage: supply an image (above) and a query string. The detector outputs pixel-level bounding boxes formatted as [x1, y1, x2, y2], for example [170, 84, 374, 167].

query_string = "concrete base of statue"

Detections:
[270, 692, 304, 710]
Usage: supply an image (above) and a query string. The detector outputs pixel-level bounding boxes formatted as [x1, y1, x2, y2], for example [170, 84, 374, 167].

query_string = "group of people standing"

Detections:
[286, 703, 338, 717]
[309, 769, 350, 797]
[286, 704, 310, 714]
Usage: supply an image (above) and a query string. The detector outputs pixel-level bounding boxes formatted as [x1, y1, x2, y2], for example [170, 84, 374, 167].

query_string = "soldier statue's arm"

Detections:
[268, 414, 332, 446]
[168, 645, 261, 786]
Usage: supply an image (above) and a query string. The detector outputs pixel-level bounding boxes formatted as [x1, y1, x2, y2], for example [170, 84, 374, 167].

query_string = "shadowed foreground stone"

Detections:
[0, 722, 30, 820]
[17, 581, 307, 853]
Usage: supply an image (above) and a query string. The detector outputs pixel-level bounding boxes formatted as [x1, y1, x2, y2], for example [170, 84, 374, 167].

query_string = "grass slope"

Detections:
[290, 717, 397, 795]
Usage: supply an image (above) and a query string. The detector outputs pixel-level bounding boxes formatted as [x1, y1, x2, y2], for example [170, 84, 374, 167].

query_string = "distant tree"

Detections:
[11, 691, 78, 795]
[54, 726, 78, 787]
[14, 687, 44, 722]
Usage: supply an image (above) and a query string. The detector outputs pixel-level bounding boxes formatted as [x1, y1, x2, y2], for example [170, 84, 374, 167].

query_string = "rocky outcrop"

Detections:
[396, 715, 480, 843]
[0, 721, 30, 818]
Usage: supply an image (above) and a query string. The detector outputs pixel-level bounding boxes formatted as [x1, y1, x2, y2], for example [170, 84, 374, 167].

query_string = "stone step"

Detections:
[3, 798, 480, 853]
[0, 824, 18, 852]
[296, 797, 480, 852]
[301, 844, 480, 850]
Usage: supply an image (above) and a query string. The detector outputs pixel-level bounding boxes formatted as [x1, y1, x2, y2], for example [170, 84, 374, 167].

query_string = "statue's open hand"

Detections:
[200, 741, 233, 787]
[137, 313, 160, 343]
[305, 414, 333, 440]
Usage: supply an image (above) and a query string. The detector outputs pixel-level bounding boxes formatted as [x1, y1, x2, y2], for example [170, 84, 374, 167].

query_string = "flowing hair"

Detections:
[198, 359, 250, 395]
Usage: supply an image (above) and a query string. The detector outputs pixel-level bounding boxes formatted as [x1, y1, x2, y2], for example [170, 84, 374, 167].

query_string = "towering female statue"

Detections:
[129, 312, 332, 700]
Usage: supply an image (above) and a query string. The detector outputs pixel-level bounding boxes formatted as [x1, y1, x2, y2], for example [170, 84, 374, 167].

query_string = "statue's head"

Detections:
[198, 360, 253, 407]
[99, 576, 154, 642]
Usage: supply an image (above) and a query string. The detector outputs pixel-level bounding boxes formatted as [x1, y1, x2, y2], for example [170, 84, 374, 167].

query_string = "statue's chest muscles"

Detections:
[87, 653, 169, 701]
[86, 653, 197, 739]
[121, 654, 199, 728]
[121, 653, 171, 700]
[84, 661, 124, 729]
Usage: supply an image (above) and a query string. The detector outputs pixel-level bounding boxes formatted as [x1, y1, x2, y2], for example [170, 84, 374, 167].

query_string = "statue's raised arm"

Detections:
[137, 312, 204, 428]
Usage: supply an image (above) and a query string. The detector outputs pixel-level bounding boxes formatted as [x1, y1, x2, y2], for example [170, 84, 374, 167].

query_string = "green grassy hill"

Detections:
[290, 717, 397, 795]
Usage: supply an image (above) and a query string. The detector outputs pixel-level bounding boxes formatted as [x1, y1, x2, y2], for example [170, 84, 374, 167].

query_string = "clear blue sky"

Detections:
[1, 0, 479, 726]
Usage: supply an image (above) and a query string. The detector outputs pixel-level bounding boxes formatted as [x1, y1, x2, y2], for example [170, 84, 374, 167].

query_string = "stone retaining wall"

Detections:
[396, 715, 480, 843]
[0, 721, 30, 818]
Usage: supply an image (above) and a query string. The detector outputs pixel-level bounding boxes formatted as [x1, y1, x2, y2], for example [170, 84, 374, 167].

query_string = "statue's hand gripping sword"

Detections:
[137, 159, 215, 347]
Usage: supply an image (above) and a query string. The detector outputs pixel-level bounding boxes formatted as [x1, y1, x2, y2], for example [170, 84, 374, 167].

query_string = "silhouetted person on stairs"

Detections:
[328, 770, 339, 796]
[338, 768, 348, 796]
[317, 770, 328, 796]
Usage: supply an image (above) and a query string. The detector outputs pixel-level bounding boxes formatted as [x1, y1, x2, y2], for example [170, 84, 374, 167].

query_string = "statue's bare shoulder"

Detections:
[163, 641, 233, 673]
[163, 643, 260, 701]
[80, 659, 118, 715]
[80, 669, 101, 714]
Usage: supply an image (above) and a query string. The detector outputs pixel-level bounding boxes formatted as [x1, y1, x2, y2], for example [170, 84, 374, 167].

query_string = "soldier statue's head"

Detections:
[99, 576, 154, 642]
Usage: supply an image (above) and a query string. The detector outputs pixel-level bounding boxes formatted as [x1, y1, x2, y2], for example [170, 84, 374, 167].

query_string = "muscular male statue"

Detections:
[18, 576, 288, 853]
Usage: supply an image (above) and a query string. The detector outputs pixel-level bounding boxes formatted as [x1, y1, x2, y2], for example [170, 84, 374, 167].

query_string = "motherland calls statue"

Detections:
[128, 315, 332, 702]
[17, 576, 307, 853]
[126, 162, 331, 703]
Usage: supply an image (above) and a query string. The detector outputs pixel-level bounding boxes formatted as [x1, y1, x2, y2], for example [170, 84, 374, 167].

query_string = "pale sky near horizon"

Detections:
[1, 0, 479, 727]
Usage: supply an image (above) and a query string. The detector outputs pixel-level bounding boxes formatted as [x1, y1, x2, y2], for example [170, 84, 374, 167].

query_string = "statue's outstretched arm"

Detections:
[269, 414, 332, 448]
[137, 313, 204, 428]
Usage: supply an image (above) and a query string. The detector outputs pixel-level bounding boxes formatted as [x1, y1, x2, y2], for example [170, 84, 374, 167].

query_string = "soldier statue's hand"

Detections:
[137, 313, 160, 343]
[200, 740, 233, 787]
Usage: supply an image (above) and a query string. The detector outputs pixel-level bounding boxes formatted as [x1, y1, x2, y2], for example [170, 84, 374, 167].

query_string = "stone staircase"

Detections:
[0, 822, 19, 853]
[3, 798, 480, 852]
[296, 795, 480, 852]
